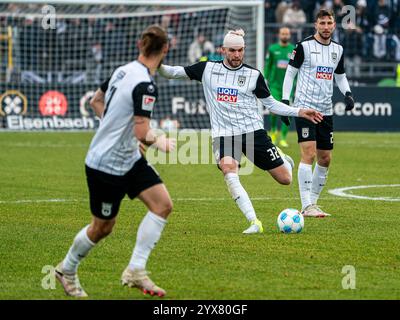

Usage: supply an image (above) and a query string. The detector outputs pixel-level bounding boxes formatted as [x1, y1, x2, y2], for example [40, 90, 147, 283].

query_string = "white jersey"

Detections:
[184, 61, 270, 138]
[289, 36, 345, 115]
[85, 61, 157, 176]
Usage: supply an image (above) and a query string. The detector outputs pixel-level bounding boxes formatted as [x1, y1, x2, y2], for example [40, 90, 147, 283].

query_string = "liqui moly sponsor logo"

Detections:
[316, 66, 333, 80]
[217, 87, 238, 103]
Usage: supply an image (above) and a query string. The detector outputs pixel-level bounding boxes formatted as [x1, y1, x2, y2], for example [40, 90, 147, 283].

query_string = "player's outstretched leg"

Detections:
[122, 184, 171, 297]
[221, 157, 263, 234]
[225, 172, 263, 234]
[276, 146, 294, 173]
[268, 147, 294, 186]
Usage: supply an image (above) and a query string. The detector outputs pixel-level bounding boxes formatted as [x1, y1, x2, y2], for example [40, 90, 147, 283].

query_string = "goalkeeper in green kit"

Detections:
[264, 27, 295, 148]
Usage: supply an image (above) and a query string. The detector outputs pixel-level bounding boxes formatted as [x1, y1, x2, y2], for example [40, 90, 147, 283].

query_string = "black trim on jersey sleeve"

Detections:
[184, 61, 207, 82]
[334, 52, 345, 74]
[100, 77, 110, 92]
[253, 72, 271, 99]
[132, 82, 158, 118]
[289, 43, 304, 69]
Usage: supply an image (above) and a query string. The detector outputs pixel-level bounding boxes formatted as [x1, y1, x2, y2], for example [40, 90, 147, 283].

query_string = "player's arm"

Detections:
[133, 82, 175, 153]
[254, 72, 323, 124]
[282, 43, 303, 102]
[134, 116, 175, 152]
[89, 77, 110, 118]
[89, 89, 105, 118]
[158, 61, 207, 82]
[280, 43, 303, 125]
[334, 52, 354, 111]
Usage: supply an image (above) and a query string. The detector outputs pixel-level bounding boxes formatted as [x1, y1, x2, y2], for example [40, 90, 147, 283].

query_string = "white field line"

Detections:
[328, 184, 400, 202]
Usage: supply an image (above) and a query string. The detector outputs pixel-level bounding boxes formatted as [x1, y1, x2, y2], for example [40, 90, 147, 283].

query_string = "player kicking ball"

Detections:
[55, 25, 175, 298]
[158, 29, 323, 234]
[282, 9, 355, 217]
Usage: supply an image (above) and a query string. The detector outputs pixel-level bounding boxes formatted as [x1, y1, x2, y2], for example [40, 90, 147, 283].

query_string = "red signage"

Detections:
[39, 90, 68, 116]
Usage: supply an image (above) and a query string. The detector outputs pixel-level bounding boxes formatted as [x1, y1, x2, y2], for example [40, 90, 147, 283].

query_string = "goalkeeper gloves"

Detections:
[345, 92, 354, 111]
[280, 99, 291, 126]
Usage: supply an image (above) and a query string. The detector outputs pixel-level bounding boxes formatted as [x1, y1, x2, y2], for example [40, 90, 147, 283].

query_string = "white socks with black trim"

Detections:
[298, 162, 313, 211]
[62, 225, 96, 274]
[298, 162, 329, 210]
[129, 211, 167, 271]
[224, 172, 257, 222]
[310, 163, 329, 205]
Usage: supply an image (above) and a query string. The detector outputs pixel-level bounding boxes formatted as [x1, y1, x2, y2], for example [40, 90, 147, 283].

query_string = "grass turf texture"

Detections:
[0, 132, 399, 300]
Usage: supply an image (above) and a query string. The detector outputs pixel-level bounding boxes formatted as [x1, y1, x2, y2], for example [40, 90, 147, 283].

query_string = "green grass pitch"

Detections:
[0, 131, 399, 299]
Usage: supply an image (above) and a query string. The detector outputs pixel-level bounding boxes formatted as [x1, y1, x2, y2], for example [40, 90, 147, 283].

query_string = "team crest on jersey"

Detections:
[142, 95, 156, 111]
[237, 76, 246, 87]
[302, 128, 309, 138]
[101, 203, 112, 217]
[217, 87, 238, 103]
[147, 84, 155, 93]
[331, 52, 338, 63]
[316, 66, 333, 80]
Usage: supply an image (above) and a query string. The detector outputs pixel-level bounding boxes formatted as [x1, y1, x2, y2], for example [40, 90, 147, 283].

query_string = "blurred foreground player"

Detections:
[55, 25, 175, 298]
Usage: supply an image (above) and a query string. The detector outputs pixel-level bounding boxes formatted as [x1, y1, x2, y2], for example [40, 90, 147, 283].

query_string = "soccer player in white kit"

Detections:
[159, 29, 323, 234]
[282, 9, 355, 217]
[55, 25, 175, 298]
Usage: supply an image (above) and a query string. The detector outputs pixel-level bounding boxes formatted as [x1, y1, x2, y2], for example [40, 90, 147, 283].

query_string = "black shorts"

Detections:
[295, 115, 333, 150]
[85, 157, 162, 220]
[212, 129, 284, 171]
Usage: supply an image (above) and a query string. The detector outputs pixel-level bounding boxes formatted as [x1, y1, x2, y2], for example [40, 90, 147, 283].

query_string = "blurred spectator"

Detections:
[275, 1, 290, 23]
[88, 17, 104, 84]
[370, 0, 391, 60]
[103, 19, 128, 68]
[373, 0, 391, 30]
[282, 1, 306, 27]
[354, 0, 374, 60]
[356, 0, 371, 32]
[317, 0, 334, 12]
[332, 0, 345, 26]
[264, 0, 280, 23]
[160, 14, 181, 64]
[342, 21, 363, 77]
[19, 15, 39, 71]
[391, 34, 400, 61]
[188, 32, 215, 64]
[206, 34, 224, 61]
[300, 0, 318, 23]
[373, 24, 387, 59]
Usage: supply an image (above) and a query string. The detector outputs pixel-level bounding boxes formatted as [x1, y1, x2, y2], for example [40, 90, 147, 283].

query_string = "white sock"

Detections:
[310, 164, 329, 205]
[62, 225, 95, 274]
[298, 162, 313, 211]
[282, 157, 293, 179]
[129, 211, 167, 271]
[224, 172, 257, 222]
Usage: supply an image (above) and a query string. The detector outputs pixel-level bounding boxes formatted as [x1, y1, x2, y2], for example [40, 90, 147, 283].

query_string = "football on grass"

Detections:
[277, 208, 304, 234]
